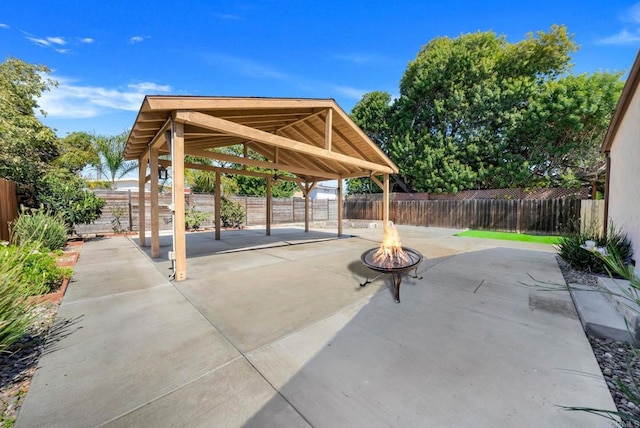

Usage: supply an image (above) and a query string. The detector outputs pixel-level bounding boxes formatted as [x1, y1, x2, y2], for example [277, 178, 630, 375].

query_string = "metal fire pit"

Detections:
[360, 247, 423, 303]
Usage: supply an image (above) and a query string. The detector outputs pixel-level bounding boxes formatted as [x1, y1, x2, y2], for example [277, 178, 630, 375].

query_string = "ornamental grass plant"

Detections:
[11, 207, 68, 251]
[0, 243, 37, 353]
[557, 222, 632, 274]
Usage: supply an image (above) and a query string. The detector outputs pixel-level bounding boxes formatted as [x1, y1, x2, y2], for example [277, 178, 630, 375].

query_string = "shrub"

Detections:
[11, 207, 68, 251]
[1, 243, 70, 296]
[557, 224, 633, 274]
[221, 197, 245, 229]
[110, 205, 127, 234]
[0, 243, 37, 352]
[185, 205, 210, 231]
[36, 169, 105, 232]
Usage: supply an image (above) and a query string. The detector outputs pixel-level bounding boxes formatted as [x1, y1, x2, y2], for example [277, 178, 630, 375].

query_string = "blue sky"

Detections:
[2, 0, 640, 138]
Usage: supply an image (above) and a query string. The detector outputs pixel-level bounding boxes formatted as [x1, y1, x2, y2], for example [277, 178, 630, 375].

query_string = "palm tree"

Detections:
[95, 130, 138, 190]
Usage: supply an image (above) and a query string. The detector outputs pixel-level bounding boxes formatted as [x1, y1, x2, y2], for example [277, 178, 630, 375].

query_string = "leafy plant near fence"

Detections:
[109, 205, 127, 234]
[37, 170, 105, 232]
[185, 205, 210, 231]
[11, 207, 68, 251]
[1, 244, 71, 295]
[557, 223, 633, 274]
[221, 197, 245, 229]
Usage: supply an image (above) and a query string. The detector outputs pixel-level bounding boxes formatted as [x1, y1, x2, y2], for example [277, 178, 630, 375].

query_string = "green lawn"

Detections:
[455, 229, 563, 245]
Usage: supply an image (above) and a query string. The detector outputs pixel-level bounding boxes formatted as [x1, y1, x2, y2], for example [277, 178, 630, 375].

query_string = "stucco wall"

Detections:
[609, 85, 640, 274]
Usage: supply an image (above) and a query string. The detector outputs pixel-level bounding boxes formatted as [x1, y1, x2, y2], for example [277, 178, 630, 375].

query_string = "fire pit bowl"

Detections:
[360, 247, 423, 303]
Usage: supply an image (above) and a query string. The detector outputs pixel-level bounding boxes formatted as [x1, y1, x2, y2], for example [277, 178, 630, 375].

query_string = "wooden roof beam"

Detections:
[184, 146, 340, 180]
[158, 159, 302, 183]
[176, 111, 394, 174]
[275, 109, 325, 133]
[146, 97, 335, 112]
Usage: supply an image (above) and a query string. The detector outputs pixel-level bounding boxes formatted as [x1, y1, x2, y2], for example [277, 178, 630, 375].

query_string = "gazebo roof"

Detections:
[124, 96, 398, 181]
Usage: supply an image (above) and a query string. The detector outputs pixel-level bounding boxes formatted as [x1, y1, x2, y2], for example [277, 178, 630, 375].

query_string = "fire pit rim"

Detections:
[360, 246, 423, 274]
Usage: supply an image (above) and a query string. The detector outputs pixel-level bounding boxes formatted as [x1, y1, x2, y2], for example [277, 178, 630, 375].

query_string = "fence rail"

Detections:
[344, 198, 588, 234]
[74, 190, 602, 236]
[75, 191, 339, 234]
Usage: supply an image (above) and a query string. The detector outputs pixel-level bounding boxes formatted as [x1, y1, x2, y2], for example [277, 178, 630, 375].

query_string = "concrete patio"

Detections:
[16, 226, 616, 427]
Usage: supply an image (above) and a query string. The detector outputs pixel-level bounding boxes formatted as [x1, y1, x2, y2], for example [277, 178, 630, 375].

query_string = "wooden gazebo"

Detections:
[124, 96, 398, 280]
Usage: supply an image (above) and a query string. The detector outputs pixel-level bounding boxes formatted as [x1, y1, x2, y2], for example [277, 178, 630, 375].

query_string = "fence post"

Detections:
[128, 189, 133, 231]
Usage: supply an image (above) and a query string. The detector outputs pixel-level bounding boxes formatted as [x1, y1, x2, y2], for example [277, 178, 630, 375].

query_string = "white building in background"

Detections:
[293, 184, 338, 200]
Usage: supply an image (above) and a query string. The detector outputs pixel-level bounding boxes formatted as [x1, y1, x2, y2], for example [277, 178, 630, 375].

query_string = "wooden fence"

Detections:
[75, 191, 338, 234]
[0, 178, 19, 241]
[74, 190, 603, 236]
[343, 198, 590, 235]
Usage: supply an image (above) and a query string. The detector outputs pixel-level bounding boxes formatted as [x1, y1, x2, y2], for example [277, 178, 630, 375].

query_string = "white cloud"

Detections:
[47, 36, 66, 45]
[26, 36, 51, 46]
[129, 36, 147, 44]
[0, 23, 9, 29]
[331, 85, 368, 100]
[334, 53, 374, 65]
[55, 48, 71, 54]
[128, 82, 171, 92]
[598, 3, 640, 45]
[80, 37, 94, 44]
[38, 76, 172, 119]
[596, 29, 640, 45]
[622, 2, 640, 23]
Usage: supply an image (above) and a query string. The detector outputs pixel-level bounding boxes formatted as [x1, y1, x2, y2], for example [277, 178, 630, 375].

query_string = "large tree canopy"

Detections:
[0, 57, 59, 197]
[350, 25, 622, 194]
[0, 57, 104, 227]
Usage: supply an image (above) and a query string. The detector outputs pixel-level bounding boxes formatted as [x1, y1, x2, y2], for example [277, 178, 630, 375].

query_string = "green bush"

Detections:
[557, 224, 633, 274]
[0, 243, 37, 352]
[221, 197, 245, 229]
[36, 169, 105, 232]
[1, 243, 70, 296]
[110, 205, 127, 234]
[185, 205, 210, 231]
[11, 207, 68, 251]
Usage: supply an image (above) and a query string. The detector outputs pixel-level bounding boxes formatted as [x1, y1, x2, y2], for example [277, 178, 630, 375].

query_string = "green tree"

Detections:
[391, 26, 579, 192]
[37, 169, 105, 231]
[516, 72, 623, 187]
[95, 130, 137, 189]
[235, 173, 297, 198]
[350, 91, 393, 154]
[183, 155, 239, 195]
[356, 25, 621, 194]
[0, 57, 59, 200]
[54, 131, 100, 174]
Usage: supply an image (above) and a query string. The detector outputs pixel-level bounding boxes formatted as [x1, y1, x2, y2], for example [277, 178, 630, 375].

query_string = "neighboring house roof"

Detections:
[602, 49, 640, 153]
[124, 96, 398, 182]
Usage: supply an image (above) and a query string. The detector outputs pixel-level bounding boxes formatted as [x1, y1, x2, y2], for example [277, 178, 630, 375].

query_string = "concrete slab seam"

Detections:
[94, 355, 246, 427]
[62, 283, 171, 306]
[169, 274, 315, 426]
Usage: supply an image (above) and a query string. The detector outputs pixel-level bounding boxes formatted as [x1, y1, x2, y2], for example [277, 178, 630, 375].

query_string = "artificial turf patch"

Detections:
[455, 229, 562, 245]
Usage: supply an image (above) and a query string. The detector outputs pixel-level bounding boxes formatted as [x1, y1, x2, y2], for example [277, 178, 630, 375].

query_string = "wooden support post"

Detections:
[243, 144, 248, 170]
[150, 147, 160, 258]
[325, 108, 333, 151]
[383, 174, 390, 227]
[173, 121, 187, 281]
[304, 184, 310, 233]
[337, 178, 343, 237]
[138, 152, 148, 246]
[266, 176, 272, 236]
[215, 171, 221, 240]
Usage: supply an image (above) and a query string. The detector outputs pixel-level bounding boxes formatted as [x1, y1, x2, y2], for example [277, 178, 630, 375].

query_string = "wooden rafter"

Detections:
[175, 111, 395, 174]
